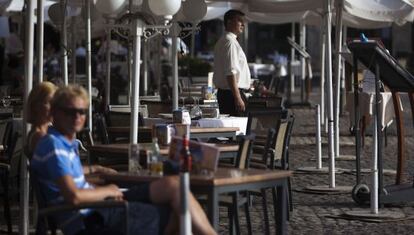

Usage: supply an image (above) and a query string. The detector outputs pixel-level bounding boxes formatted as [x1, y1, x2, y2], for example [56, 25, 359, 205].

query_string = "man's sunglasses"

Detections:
[60, 107, 88, 116]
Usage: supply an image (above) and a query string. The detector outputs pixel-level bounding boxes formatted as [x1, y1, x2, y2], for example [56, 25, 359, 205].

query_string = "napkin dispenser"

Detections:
[154, 124, 175, 146]
[172, 109, 191, 125]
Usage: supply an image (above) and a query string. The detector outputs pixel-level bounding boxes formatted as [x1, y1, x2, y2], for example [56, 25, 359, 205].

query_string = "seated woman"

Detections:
[26, 81, 57, 156]
[30, 85, 216, 235]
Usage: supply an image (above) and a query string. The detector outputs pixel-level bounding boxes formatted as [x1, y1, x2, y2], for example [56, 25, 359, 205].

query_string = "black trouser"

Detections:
[217, 88, 247, 117]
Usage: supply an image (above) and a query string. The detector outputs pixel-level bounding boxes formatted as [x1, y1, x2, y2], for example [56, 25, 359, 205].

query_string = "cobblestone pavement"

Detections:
[1, 91, 413, 235]
[217, 91, 414, 235]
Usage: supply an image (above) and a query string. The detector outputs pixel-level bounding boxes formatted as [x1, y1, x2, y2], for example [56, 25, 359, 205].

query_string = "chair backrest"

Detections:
[257, 127, 277, 165]
[2, 120, 20, 161]
[282, 115, 295, 170]
[77, 128, 94, 147]
[235, 134, 256, 170]
[271, 115, 295, 170]
[94, 114, 110, 144]
[30, 169, 58, 235]
[246, 109, 287, 138]
[272, 120, 288, 163]
[2, 120, 13, 152]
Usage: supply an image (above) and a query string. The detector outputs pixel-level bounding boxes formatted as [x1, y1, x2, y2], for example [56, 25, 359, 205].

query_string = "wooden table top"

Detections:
[100, 168, 292, 187]
[88, 143, 239, 156]
[107, 126, 239, 134]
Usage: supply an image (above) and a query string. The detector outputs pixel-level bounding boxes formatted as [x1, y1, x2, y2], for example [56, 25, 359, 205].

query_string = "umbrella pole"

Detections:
[290, 23, 295, 93]
[320, 21, 326, 127]
[61, 0, 68, 85]
[85, 0, 92, 130]
[300, 22, 306, 103]
[105, 19, 111, 107]
[171, 22, 180, 111]
[21, 0, 35, 234]
[36, 0, 44, 84]
[325, 0, 335, 188]
[71, 17, 77, 84]
[334, 0, 343, 159]
[130, 19, 142, 144]
[143, 40, 148, 96]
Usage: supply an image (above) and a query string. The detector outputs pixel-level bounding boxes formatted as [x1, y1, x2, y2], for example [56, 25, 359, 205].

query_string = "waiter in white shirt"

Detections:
[213, 10, 251, 116]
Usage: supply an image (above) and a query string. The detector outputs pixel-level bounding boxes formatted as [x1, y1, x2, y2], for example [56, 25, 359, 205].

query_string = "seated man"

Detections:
[31, 85, 216, 235]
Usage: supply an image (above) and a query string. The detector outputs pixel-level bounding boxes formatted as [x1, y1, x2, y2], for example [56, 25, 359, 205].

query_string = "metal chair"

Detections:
[246, 109, 288, 143]
[31, 169, 129, 235]
[219, 134, 255, 235]
[0, 120, 21, 233]
[248, 115, 295, 234]
[94, 113, 110, 145]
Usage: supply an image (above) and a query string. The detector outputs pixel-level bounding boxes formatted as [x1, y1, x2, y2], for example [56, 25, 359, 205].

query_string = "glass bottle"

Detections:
[149, 137, 163, 176]
[151, 137, 161, 157]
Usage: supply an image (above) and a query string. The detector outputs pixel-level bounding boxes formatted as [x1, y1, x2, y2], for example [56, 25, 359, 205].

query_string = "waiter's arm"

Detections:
[227, 74, 245, 111]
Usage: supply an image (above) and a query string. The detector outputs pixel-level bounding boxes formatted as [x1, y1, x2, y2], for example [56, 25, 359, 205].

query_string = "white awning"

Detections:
[345, 0, 414, 24]
[205, 0, 413, 28]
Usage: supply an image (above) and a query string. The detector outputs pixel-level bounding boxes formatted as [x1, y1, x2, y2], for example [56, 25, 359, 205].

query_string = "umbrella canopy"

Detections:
[204, 0, 414, 27]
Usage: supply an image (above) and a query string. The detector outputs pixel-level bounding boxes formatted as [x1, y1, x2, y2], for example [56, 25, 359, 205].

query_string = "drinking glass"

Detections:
[2, 96, 11, 108]
[190, 97, 202, 119]
[180, 97, 187, 110]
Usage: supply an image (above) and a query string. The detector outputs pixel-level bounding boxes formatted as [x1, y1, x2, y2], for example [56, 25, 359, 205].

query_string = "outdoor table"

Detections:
[100, 168, 292, 234]
[144, 116, 248, 135]
[88, 143, 238, 160]
[346, 91, 402, 130]
[0, 108, 13, 120]
[107, 126, 239, 139]
[248, 63, 275, 78]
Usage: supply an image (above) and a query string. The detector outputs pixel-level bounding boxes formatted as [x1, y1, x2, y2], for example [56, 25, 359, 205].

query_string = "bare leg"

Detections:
[149, 176, 217, 235]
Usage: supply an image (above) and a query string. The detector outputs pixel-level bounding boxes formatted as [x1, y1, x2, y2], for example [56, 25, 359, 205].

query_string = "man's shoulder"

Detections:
[38, 133, 59, 146]
[215, 35, 234, 52]
[35, 133, 63, 154]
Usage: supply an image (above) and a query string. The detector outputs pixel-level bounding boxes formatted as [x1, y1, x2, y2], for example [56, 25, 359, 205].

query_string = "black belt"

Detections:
[218, 88, 249, 92]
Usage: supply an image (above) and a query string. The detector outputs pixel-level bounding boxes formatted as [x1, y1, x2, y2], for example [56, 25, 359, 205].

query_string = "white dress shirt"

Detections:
[213, 32, 251, 90]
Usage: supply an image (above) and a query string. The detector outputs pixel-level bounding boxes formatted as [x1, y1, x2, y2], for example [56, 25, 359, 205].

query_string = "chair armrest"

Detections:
[75, 139, 88, 152]
[39, 200, 129, 235]
[39, 200, 128, 217]
[0, 162, 10, 170]
[252, 145, 265, 154]
[218, 163, 236, 168]
[249, 162, 268, 170]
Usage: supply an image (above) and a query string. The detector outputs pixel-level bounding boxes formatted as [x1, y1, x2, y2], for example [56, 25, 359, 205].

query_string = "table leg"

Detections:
[276, 180, 288, 235]
[207, 188, 219, 231]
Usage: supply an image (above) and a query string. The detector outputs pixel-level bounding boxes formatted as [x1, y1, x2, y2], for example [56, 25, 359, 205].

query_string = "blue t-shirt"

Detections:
[31, 127, 93, 234]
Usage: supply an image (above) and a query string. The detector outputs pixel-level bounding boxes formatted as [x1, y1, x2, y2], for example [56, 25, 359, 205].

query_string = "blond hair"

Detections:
[27, 81, 57, 125]
[51, 85, 89, 111]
